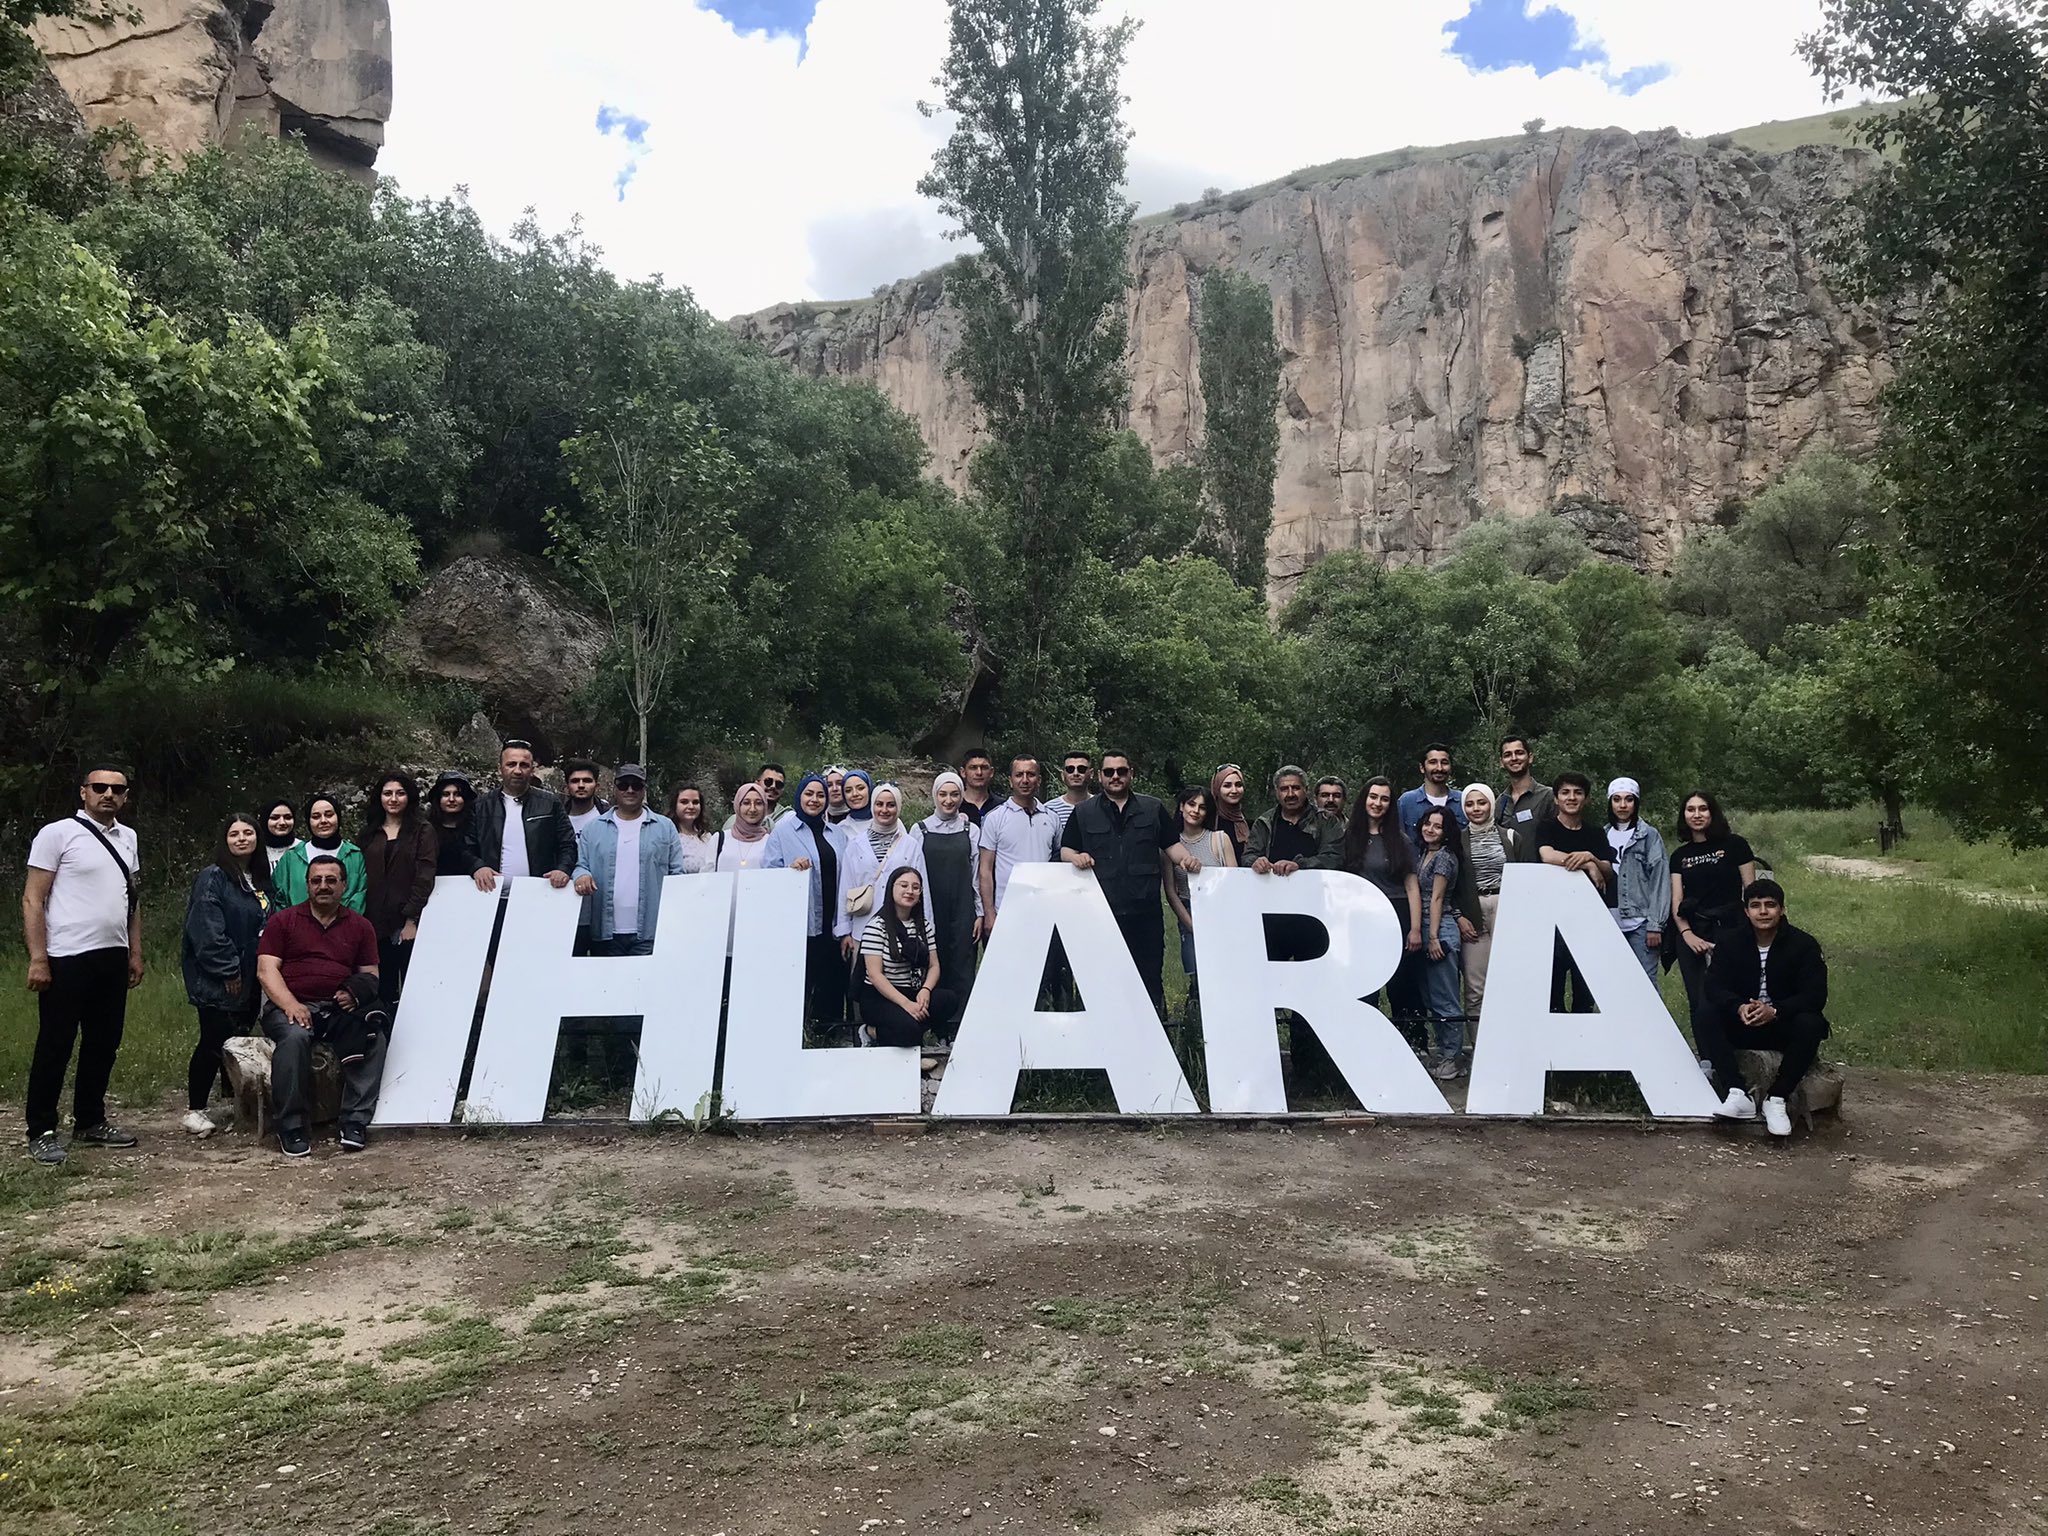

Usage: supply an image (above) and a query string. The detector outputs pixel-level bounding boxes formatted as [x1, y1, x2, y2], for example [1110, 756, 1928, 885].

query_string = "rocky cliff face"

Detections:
[735, 128, 1906, 597]
[31, 0, 391, 179]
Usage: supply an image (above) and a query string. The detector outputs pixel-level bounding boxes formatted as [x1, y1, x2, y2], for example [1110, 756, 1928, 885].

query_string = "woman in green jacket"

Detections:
[269, 792, 368, 913]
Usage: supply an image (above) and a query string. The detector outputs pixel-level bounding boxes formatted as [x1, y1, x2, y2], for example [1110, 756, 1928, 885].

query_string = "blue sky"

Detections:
[383, 0, 1836, 317]
[1445, 0, 1670, 95]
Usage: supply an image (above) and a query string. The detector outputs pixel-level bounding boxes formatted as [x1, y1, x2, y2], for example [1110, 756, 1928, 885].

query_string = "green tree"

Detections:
[918, 0, 1139, 734]
[552, 398, 748, 768]
[1801, 0, 2048, 843]
[1195, 267, 1281, 589]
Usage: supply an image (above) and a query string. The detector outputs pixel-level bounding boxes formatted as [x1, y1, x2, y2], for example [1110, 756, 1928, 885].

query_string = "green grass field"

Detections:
[2, 803, 2040, 1122]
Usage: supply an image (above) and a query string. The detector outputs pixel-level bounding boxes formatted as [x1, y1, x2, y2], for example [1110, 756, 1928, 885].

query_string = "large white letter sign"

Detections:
[1190, 869, 1451, 1115]
[375, 877, 498, 1126]
[722, 870, 921, 1118]
[932, 863, 1199, 1117]
[465, 876, 720, 1122]
[1464, 863, 1723, 1118]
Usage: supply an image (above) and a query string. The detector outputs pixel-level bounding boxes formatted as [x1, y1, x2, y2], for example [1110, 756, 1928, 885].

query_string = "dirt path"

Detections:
[1804, 853, 2048, 911]
[5, 1071, 2048, 1534]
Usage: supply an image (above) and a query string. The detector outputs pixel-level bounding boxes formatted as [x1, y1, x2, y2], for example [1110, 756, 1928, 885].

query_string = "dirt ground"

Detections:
[4, 1069, 2046, 1535]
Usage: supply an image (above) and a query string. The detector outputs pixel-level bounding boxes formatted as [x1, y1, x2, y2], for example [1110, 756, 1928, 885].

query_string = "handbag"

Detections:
[845, 880, 876, 918]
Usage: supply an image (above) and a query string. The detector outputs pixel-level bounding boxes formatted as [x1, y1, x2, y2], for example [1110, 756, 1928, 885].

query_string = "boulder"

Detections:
[386, 553, 606, 762]
[1735, 1051, 1844, 1130]
[220, 1034, 341, 1139]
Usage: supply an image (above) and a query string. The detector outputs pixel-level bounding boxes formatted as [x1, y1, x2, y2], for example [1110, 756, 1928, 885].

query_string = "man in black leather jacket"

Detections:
[465, 740, 577, 893]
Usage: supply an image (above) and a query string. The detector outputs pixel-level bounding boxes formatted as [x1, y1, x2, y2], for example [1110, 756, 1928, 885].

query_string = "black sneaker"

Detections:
[73, 1121, 137, 1148]
[338, 1122, 368, 1152]
[26, 1131, 66, 1165]
[278, 1126, 312, 1158]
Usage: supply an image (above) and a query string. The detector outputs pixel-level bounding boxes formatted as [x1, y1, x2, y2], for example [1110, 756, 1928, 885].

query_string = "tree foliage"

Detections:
[1195, 267, 1282, 590]
[1801, 0, 2048, 842]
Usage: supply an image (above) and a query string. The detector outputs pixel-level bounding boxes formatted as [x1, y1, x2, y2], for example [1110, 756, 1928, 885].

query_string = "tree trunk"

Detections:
[1881, 784, 1907, 844]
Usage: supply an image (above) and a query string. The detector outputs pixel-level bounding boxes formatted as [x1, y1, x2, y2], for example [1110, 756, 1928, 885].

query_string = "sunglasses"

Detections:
[1063, 764, 1091, 774]
[616, 779, 646, 790]
[1101, 767, 1131, 778]
[760, 779, 785, 792]
[86, 782, 130, 796]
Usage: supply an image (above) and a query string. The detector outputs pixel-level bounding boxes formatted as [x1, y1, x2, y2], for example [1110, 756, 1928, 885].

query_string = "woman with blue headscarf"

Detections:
[766, 772, 849, 1030]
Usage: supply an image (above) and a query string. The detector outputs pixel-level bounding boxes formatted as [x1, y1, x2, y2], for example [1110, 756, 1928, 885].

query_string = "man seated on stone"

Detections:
[1704, 878, 1829, 1138]
[254, 854, 386, 1158]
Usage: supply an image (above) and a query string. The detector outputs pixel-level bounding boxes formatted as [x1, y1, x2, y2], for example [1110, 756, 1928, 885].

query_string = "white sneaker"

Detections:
[1762, 1097, 1793, 1138]
[180, 1109, 216, 1137]
[1714, 1088, 1758, 1121]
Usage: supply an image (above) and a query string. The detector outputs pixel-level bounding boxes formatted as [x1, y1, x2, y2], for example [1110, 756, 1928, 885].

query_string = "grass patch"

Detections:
[1244, 1473, 1333, 1520]
[1461, 1369, 1595, 1432]
[887, 1322, 985, 1366]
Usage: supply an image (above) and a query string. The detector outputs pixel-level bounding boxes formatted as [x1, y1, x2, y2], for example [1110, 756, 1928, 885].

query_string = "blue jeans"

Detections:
[1178, 924, 1197, 981]
[602, 933, 655, 957]
[1424, 916, 1464, 1056]
[1617, 920, 1656, 981]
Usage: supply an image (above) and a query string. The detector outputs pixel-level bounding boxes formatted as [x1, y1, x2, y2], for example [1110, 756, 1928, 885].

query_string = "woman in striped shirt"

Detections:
[857, 867, 960, 1047]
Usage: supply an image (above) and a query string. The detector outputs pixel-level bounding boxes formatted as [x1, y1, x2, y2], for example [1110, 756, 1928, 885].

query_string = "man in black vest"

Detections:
[1059, 750, 1201, 1014]
[1704, 879, 1829, 1138]
[466, 739, 578, 894]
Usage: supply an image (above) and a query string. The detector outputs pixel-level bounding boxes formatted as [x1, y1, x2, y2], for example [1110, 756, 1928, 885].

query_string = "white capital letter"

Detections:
[1465, 863, 1722, 1117]
[1191, 868, 1451, 1114]
[375, 876, 498, 1125]
[932, 864, 1198, 1116]
[722, 870, 921, 1118]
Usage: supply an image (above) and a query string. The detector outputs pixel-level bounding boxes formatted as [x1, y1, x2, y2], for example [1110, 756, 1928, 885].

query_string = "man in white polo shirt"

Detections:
[977, 754, 1059, 939]
[21, 763, 144, 1165]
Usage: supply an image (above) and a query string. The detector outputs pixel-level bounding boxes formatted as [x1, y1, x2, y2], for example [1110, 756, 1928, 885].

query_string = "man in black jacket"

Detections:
[1704, 879, 1828, 1138]
[466, 740, 577, 895]
[1060, 750, 1201, 1014]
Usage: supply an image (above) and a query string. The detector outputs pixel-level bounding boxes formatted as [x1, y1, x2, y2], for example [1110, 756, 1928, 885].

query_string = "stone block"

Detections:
[220, 1034, 343, 1139]
[1735, 1050, 1844, 1129]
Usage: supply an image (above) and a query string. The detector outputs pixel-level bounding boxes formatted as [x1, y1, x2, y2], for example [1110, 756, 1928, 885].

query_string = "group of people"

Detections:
[18, 732, 1830, 1163]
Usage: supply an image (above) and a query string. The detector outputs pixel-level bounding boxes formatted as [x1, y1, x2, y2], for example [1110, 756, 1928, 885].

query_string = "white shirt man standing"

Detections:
[21, 763, 144, 1164]
[978, 755, 1059, 936]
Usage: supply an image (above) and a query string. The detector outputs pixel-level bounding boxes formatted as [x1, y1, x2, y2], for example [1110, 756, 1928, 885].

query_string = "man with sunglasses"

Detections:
[1060, 751, 1202, 1014]
[723, 762, 793, 832]
[21, 764, 144, 1164]
[1046, 752, 1095, 840]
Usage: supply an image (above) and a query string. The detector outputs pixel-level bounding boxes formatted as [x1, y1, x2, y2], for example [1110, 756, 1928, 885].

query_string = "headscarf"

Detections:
[922, 771, 968, 835]
[259, 797, 298, 849]
[842, 769, 875, 822]
[1210, 763, 1250, 848]
[793, 772, 829, 831]
[1606, 776, 1642, 852]
[729, 782, 772, 842]
[1461, 782, 1497, 832]
[869, 783, 905, 858]
[304, 793, 343, 852]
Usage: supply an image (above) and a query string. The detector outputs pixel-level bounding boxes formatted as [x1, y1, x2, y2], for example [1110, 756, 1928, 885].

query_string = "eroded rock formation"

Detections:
[735, 128, 1906, 598]
[31, 0, 390, 178]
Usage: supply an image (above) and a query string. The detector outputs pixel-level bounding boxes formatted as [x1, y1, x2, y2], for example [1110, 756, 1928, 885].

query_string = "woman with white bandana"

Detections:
[1458, 783, 1519, 1025]
[836, 782, 933, 947]
[1605, 776, 1671, 981]
[912, 772, 984, 1033]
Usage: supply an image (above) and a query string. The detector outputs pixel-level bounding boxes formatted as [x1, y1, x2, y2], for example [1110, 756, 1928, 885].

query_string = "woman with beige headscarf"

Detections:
[1459, 782, 1519, 1028]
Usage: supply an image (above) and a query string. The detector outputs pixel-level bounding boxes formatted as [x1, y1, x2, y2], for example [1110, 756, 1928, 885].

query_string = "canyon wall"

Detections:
[31, 0, 391, 178]
[735, 128, 1906, 597]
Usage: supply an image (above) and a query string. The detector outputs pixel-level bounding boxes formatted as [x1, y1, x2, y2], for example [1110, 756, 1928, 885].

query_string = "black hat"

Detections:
[429, 770, 476, 804]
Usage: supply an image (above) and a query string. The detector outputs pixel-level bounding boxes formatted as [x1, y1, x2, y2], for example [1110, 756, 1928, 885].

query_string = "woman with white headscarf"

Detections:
[836, 782, 933, 947]
[1458, 783, 1519, 1025]
[912, 771, 983, 1037]
[1605, 776, 1670, 981]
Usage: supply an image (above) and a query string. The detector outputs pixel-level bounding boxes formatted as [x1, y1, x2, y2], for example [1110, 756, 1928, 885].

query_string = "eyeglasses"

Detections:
[1101, 767, 1131, 779]
[760, 779, 784, 792]
[86, 782, 129, 796]
[1063, 764, 1091, 775]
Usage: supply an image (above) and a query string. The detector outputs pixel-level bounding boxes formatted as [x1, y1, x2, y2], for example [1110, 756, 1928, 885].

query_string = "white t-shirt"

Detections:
[980, 799, 1058, 911]
[498, 793, 530, 884]
[569, 806, 602, 836]
[27, 817, 138, 958]
[613, 813, 644, 935]
[677, 830, 718, 875]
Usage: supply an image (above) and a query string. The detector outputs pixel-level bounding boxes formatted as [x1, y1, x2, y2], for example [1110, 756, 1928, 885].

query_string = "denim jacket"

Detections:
[765, 816, 846, 937]
[181, 865, 271, 1011]
[1611, 823, 1672, 930]
[572, 810, 686, 942]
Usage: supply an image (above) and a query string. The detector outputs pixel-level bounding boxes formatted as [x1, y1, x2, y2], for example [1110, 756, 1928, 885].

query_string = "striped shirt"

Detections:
[859, 913, 937, 991]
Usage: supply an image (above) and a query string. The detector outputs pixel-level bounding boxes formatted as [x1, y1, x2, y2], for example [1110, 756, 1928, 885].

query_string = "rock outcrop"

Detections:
[735, 128, 1906, 600]
[387, 554, 606, 761]
[31, 0, 391, 178]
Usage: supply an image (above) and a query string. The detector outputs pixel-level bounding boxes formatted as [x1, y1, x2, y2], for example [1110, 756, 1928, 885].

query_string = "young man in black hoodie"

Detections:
[1703, 879, 1829, 1138]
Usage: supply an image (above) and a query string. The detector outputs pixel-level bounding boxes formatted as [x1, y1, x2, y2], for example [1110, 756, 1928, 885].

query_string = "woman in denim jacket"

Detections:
[1605, 777, 1671, 981]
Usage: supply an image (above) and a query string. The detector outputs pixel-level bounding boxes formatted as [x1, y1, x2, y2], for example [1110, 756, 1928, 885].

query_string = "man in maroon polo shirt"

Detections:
[256, 855, 384, 1158]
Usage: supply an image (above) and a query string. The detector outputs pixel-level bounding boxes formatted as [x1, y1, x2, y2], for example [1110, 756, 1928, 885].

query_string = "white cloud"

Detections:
[380, 0, 1836, 320]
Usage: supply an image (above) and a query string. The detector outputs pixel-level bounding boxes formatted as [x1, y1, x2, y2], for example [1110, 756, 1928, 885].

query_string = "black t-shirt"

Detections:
[1537, 819, 1618, 909]
[1670, 833, 1755, 917]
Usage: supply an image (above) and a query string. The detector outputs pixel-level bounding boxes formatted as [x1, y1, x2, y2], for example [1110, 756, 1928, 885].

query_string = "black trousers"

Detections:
[26, 947, 130, 1139]
[1703, 1005, 1827, 1099]
[260, 1002, 388, 1133]
[377, 934, 413, 1010]
[1549, 934, 1596, 1013]
[860, 985, 964, 1047]
[188, 1005, 253, 1111]
[1267, 913, 1343, 1093]
[1113, 903, 1166, 1016]
[804, 932, 845, 1029]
